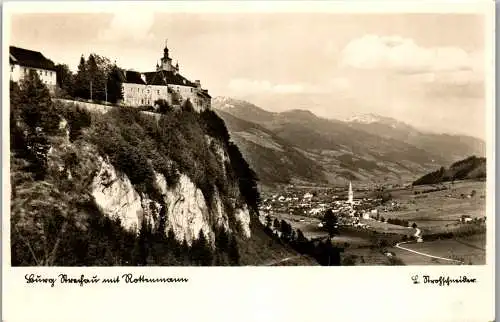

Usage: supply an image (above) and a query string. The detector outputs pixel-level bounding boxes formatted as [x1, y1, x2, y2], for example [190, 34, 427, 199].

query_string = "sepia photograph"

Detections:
[3, 2, 496, 322]
[4, 3, 493, 269]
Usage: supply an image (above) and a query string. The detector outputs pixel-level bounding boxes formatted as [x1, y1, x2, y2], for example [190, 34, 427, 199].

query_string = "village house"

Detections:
[120, 41, 211, 112]
[9, 46, 57, 93]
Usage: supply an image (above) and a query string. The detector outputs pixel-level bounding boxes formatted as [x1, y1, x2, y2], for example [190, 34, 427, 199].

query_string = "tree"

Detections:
[273, 218, 280, 231]
[182, 98, 195, 112]
[191, 230, 213, 266]
[87, 54, 104, 101]
[12, 71, 61, 179]
[106, 65, 124, 104]
[323, 209, 338, 238]
[155, 99, 172, 114]
[73, 55, 89, 99]
[375, 190, 392, 204]
[10, 81, 26, 153]
[228, 235, 240, 265]
[412, 222, 418, 229]
[265, 215, 272, 229]
[55, 63, 74, 97]
[280, 220, 292, 241]
[214, 226, 229, 253]
[133, 218, 152, 266]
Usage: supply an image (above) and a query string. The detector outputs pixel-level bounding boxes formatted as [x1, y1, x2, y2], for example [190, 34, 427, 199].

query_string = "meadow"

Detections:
[392, 233, 486, 265]
[380, 180, 486, 234]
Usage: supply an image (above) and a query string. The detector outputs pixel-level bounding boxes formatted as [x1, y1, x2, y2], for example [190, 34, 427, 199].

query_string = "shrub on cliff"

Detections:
[10, 72, 61, 180]
[56, 102, 92, 142]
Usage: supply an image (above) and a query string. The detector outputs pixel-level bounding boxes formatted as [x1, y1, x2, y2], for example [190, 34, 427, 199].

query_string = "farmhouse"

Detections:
[460, 215, 473, 223]
[9, 46, 57, 93]
[120, 41, 211, 112]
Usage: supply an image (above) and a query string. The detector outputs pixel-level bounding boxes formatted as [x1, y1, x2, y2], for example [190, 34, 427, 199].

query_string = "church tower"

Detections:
[160, 39, 175, 72]
[348, 181, 354, 204]
[348, 181, 355, 217]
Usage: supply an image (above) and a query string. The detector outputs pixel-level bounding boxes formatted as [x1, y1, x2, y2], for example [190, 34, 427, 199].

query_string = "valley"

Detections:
[258, 180, 486, 266]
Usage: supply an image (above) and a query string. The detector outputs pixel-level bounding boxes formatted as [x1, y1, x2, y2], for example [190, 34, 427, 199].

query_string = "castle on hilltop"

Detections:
[9, 41, 212, 112]
[120, 40, 211, 112]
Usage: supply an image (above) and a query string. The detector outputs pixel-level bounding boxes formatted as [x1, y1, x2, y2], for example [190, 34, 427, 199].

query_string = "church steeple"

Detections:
[163, 39, 169, 59]
[160, 39, 174, 72]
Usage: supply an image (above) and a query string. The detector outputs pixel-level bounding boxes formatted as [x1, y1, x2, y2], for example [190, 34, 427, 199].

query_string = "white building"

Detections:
[303, 192, 314, 200]
[9, 46, 57, 93]
[120, 41, 211, 111]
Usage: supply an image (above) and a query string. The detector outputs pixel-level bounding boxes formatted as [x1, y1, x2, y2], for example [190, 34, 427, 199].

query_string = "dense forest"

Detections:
[412, 156, 486, 186]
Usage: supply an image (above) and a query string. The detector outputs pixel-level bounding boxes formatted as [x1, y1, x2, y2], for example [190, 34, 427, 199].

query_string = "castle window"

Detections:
[45, 71, 47, 76]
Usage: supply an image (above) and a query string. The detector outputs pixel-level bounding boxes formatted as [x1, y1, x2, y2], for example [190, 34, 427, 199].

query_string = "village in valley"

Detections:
[257, 178, 486, 265]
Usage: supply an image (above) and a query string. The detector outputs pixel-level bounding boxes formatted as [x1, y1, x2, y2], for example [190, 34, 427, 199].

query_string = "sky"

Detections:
[9, 10, 488, 139]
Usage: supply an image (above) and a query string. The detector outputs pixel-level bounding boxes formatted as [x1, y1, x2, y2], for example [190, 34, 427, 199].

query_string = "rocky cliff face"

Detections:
[91, 156, 251, 245]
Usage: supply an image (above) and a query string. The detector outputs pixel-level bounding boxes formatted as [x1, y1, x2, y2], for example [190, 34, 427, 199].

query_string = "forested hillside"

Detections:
[412, 156, 486, 186]
[10, 71, 309, 266]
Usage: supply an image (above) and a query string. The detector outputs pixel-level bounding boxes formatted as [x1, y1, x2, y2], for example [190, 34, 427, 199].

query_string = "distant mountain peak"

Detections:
[212, 96, 264, 111]
[212, 96, 238, 110]
[345, 113, 415, 131]
[347, 113, 393, 124]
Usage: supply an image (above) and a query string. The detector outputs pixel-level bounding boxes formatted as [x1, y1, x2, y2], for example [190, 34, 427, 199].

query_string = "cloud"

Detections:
[328, 77, 351, 91]
[228, 78, 306, 94]
[340, 34, 480, 74]
[98, 12, 155, 43]
[228, 77, 350, 95]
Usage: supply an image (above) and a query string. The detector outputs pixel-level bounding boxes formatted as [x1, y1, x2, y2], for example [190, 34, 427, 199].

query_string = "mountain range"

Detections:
[213, 96, 486, 188]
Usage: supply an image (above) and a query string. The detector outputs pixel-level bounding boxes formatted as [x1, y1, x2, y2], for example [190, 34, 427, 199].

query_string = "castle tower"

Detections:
[160, 39, 175, 72]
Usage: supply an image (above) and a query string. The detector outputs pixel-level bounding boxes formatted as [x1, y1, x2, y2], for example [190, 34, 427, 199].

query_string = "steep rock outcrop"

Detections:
[91, 158, 251, 245]
[91, 157, 144, 232]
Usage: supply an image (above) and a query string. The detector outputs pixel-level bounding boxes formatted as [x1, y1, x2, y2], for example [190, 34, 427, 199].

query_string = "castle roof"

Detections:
[122, 69, 198, 88]
[123, 70, 146, 84]
[144, 70, 197, 87]
[10, 46, 56, 71]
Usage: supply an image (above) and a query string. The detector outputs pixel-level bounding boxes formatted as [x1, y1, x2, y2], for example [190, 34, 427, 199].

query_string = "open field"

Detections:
[342, 233, 486, 266]
[359, 217, 414, 235]
[270, 212, 329, 239]
[391, 233, 486, 265]
[379, 180, 486, 235]
[341, 247, 394, 266]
